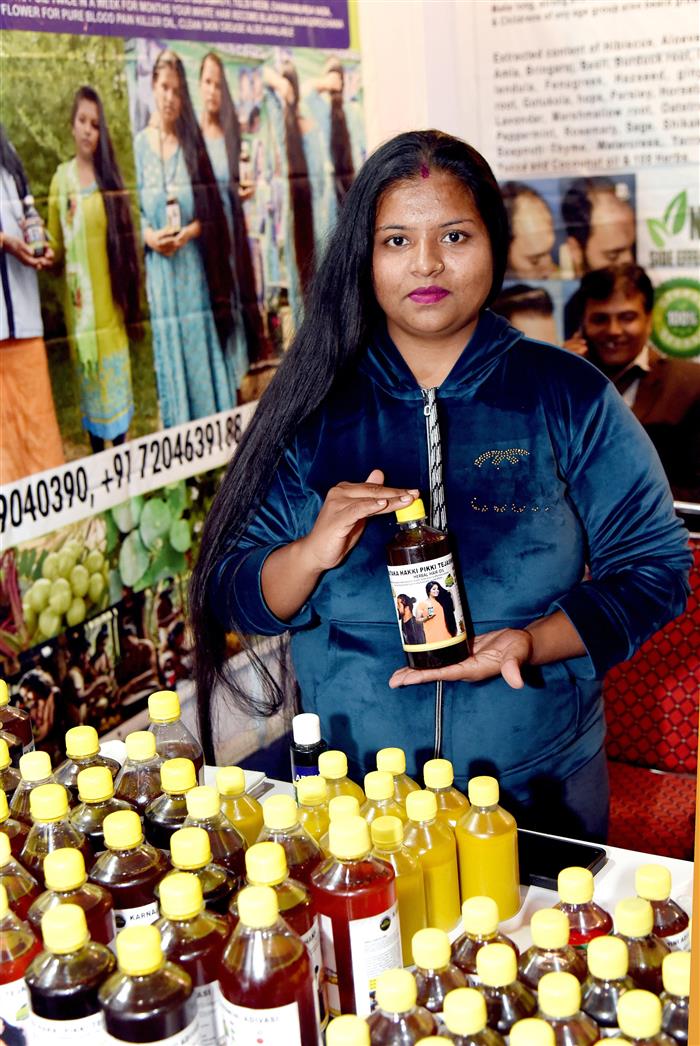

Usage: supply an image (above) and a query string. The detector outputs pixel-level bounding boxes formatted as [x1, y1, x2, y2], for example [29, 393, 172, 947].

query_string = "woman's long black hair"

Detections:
[324, 58, 354, 205]
[426, 582, 457, 637]
[152, 51, 234, 350]
[71, 87, 141, 325]
[189, 129, 509, 762]
[0, 124, 29, 199]
[199, 53, 265, 364]
[280, 60, 315, 296]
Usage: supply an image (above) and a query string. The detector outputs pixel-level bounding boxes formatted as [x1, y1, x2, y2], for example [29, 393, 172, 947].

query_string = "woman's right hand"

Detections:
[145, 227, 179, 256]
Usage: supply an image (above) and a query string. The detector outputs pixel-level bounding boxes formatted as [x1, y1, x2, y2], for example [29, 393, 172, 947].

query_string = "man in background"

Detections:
[502, 182, 557, 280]
[490, 284, 558, 344]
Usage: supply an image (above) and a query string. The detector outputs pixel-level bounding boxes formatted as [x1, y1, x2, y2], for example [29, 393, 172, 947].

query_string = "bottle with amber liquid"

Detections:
[0, 740, 20, 802]
[318, 749, 365, 803]
[90, 809, 168, 930]
[258, 793, 324, 887]
[216, 765, 263, 847]
[635, 865, 690, 952]
[442, 986, 507, 1045]
[148, 690, 204, 780]
[70, 765, 132, 855]
[327, 1014, 371, 1045]
[144, 756, 197, 851]
[536, 971, 600, 1044]
[0, 789, 28, 857]
[423, 758, 469, 832]
[617, 989, 676, 1046]
[54, 726, 120, 801]
[387, 498, 471, 669]
[0, 882, 42, 1041]
[0, 679, 34, 758]
[371, 815, 426, 965]
[377, 747, 420, 803]
[296, 774, 330, 843]
[613, 897, 670, 994]
[660, 951, 690, 1046]
[518, 909, 587, 990]
[113, 730, 163, 814]
[404, 789, 461, 933]
[0, 831, 40, 919]
[451, 895, 519, 985]
[184, 783, 247, 881]
[28, 847, 116, 948]
[580, 934, 634, 1036]
[20, 783, 92, 885]
[10, 750, 56, 825]
[412, 927, 467, 1020]
[367, 967, 437, 1043]
[555, 866, 612, 949]
[475, 943, 536, 1035]
[510, 1018, 556, 1046]
[161, 826, 237, 915]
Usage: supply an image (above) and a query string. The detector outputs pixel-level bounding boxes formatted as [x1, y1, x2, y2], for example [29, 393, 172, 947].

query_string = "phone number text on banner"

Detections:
[0, 405, 255, 549]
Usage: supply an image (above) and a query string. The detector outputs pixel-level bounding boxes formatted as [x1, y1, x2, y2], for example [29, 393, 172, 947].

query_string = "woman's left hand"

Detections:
[389, 627, 534, 690]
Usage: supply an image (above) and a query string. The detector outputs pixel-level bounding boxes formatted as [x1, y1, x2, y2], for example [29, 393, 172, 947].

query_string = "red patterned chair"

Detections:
[603, 538, 699, 860]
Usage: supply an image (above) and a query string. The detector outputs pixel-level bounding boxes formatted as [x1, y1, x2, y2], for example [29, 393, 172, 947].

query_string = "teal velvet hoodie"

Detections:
[212, 311, 690, 796]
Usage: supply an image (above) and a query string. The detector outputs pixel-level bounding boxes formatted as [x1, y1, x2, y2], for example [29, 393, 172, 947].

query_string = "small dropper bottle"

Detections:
[555, 866, 612, 948]
[54, 726, 120, 800]
[580, 934, 634, 1035]
[0, 829, 40, 919]
[362, 770, 407, 824]
[377, 747, 420, 803]
[318, 749, 365, 803]
[423, 758, 469, 831]
[29, 846, 116, 947]
[518, 908, 587, 989]
[366, 967, 437, 1043]
[144, 756, 197, 851]
[216, 765, 263, 847]
[327, 1014, 371, 1045]
[20, 783, 91, 885]
[296, 774, 330, 843]
[70, 765, 132, 854]
[164, 825, 237, 915]
[258, 793, 324, 886]
[613, 897, 670, 993]
[0, 787, 28, 857]
[452, 895, 519, 984]
[635, 865, 690, 952]
[371, 814, 427, 964]
[184, 783, 247, 881]
[0, 740, 20, 801]
[113, 730, 163, 814]
[412, 926, 466, 1019]
[290, 711, 327, 782]
[475, 942, 536, 1035]
[442, 986, 506, 1045]
[536, 971, 600, 1044]
[617, 989, 676, 1045]
[10, 750, 56, 824]
[660, 951, 690, 1045]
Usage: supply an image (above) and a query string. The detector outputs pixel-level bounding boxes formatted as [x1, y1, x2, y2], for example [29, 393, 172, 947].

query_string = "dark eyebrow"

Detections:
[375, 218, 477, 232]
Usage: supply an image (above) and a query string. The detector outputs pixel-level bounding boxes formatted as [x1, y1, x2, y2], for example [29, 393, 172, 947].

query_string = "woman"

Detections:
[190, 131, 690, 840]
[134, 50, 236, 428]
[396, 594, 426, 647]
[47, 87, 140, 453]
[416, 582, 456, 644]
[307, 57, 355, 208]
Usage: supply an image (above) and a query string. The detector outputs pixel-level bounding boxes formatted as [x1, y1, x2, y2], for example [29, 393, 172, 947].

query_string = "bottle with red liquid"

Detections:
[660, 951, 690, 1046]
[310, 814, 401, 1018]
[442, 986, 507, 1045]
[0, 831, 40, 919]
[54, 726, 120, 801]
[156, 872, 229, 1046]
[0, 882, 42, 1044]
[10, 751, 56, 825]
[161, 826, 237, 915]
[635, 865, 690, 953]
[412, 927, 467, 1019]
[90, 809, 169, 930]
[258, 792, 324, 887]
[474, 943, 536, 1035]
[184, 783, 247, 881]
[613, 897, 670, 994]
[70, 765, 132, 854]
[367, 967, 437, 1043]
[0, 680, 34, 759]
[219, 883, 320, 1043]
[0, 740, 21, 801]
[144, 756, 197, 851]
[28, 846, 116, 948]
[451, 895, 519, 985]
[555, 866, 612, 950]
[20, 783, 91, 886]
[580, 934, 635, 1037]
[113, 730, 163, 814]
[148, 690, 204, 781]
[319, 795, 362, 854]
[1, 790, 29, 857]
[518, 908, 587, 990]
[536, 971, 600, 1044]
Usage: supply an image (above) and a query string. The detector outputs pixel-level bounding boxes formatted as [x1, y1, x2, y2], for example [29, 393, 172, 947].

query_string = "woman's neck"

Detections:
[75, 154, 96, 187]
[200, 110, 223, 139]
[387, 315, 479, 388]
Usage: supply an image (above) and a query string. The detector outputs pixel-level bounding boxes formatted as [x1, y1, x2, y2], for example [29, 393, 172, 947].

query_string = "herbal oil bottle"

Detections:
[510, 1018, 556, 1046]
[148, 690, 204, 780]
[54, 726, 120, 800]
[113, 730, 163, 814]
[0, 831, 40, 919]
[163, 826, 238, 915]
[90, 809, 169, 929]
[184, 783, 247, 880]
[29, 846, 116, 947]
[0, 788, 29, 857]
[660, 951, 690, 1045]
[452, 896, 519, 985]
[215, 765, 263, 847]
[10, 750, 56, 825]
[412, 927, 467, 1021]
[296, 775, 330, 843]
[555, 867, 612, 949]
[327, 1013, 371, 1045]
[613, 897, 670, 993]
[362, 770, 407, 825]
[404, 789, 461, 933]
[0, 882, 41, 1041]
[635, 865, 690, 952]
[423, 758, 469, 832]
[617, 989, 676, 1046]
[370, 815, 427, 964]
[367, 967, 437, 1043]
[580, 934, 634, 1036]
[319, 795, 362, 853]
[376, 747, 420, 803]
[20, 783, 91, 885]
[455, 776, 521, 921]
[258, 793, 324, 886]
[474, 943, 536, 1035]
[0, 740, 20, 801]
[442, 986, 507, 1045]
[536, 971, 600, 1044]
[318, 750, 365, 803]
[518, 908, 587, 989]
[145, 757, 198, 851]
[70, 765, 132, 854]
[0, 679, 34, 757]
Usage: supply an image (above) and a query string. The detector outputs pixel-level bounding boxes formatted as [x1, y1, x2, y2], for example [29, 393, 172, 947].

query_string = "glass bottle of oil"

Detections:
[318, 750, 365, 803]
[161, 826, 237, 915]
[404, 789, 460, 933]
[148, 690, 204, 781]
[580, 934, 634, 1035]
[296, 774, 330, 843]
[184, 783, 247, 881]
[509, 1018, 556, 1046]
[660, 951, 690, 1045]
[89, 809, 169, 930]
[28, 846, 116, 948]
[156, 872, 229, 1046]
[475, 943, 536, 1035]
[0, 679, 34, 757]
[215, 765, 263, 847]
[0, 740, 21, 801]
[412, 927, 467, 1020]
[555, 866, 612, 950]
[376, 747, 420, 803]
[10, 751, 56, 825]
[613, 897, 670, 994]
[319, 795, 362, 854]
[1, 788, 29, 857]
[616, 989, 675, 1046]
[219, 884, 320, 1042]
[361, 770, 407, 825]
[258, 793, 324, 887]
[442, 986, 507, 1045]
[144, 757, 197, 851]
[635, 865, 690, 953]
[518, 908, 587, 990]
[327, 1014, 371, 1045]
[70, 765, 132, 855]
[367, 967, 437, 1043]
[451, 895, 519, 985]
[423, 758, 469, 832]
[370, 814, 426, 965]
[536, 971, 600, 1044]
[455, 776, 521, 921]
[99, 923, 198, 1042]
[113, 730, 163, 815]
[54, 726, 120, 801]
[0, 882, 41, 1043]
[20, 783, 91, 885]
[0, 831, 39, 920]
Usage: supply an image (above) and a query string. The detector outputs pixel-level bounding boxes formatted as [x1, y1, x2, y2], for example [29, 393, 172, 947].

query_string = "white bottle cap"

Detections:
[293, 713, 321, 746]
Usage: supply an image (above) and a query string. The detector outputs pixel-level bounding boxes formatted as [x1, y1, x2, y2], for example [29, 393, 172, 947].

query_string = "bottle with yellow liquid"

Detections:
[509, 1018, 556, 1046]
[318, 750, 365, 803]
[216, 765, 263, 847]
[366, 967, 437, 1043]
[327, 1014, 370, 1045]
[475, 943, 536, 1035]
[660, 951, 690, 1045]
[10, 751, 56, 825]
[442, 986, 507, 1045]
[319, 794, 361, 854]
[113, 731, 163, 815]
[451, 896, 519, 985]
[423, 759, 469, 832]
[371, 815, 426, 965]
[536, 971, 600, 1044]
[258, 793, 324, 887]
[361, 770, 407, 825]
[518, 909, 587, 990]
[580, 935, 634, 1036]
[455, 776, 520, 921]
[613, 897, 669, 994]
[404, 789, 460, 933]
[296, 775, 330, 843]
[616, 989, 675, 1046]
[412, 927, 466, 1020]
[70, 766, 132, 854]
[377, 747, 420, 803]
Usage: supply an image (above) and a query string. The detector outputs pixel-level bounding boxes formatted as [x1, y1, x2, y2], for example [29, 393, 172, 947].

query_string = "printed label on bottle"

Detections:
[0, 978, 29, 1045]
[192, 981, 220, 1046]
[293, 765, 320, 781]
[348, 902, 402, 1017]
[105, 1018, 200, 1045]
[663, 925, 690, 951]
[28, 1009, 105, 1040]
[217, 990, 302, 1044]
[387, 553, 467, 651]
[319, 913, 341, 1017]
[302, 915, 327, 1028]
[112, 900, 159, 930]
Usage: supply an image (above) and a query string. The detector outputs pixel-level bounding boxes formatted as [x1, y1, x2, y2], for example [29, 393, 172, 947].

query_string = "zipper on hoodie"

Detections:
[421, 387, 444, 760]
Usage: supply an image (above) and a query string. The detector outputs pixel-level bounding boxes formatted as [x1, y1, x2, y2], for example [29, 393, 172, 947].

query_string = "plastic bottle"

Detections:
[258, 792, 324, 886]
[90, 809, 169, 930]
[537, 971, 600, 1044]
[21, 194, 47, 257]
[0, 740, 20, 801]
[423, 758, 470, 832]
[297, 774, 330, 842]
[474, 943, 536, 1035]
[216, 765, 263, 847]
[290, 711, 328, 783]
[113, 730, 163, 814]
[184, 783, 247, 881]
[162, 826, 237, 915]
[660, 951, 690, 1046]
[510, 1018, 556, 1046]
[442, 986, 507, 1045]
[580, 934, 635, 1036]
[144, 756, 197, 851]
[0, 831, 39, 919]
[386, 498, 471, 668]
[376, 747, 420, 803]
[0, 789, 28, 857]
[616, 989, 676, 1045]
[518, 908, 587, 989]
[20, 783, 91, 885]
[69, 765, 132, 855]
[451, 896, 519, 985]
[310, 815, 401, 1017]
[635, 865, 690, 952]
[370, 814, 426, 964]
[613, 897, 670, 993]
[156, 872, 229, 1046]
[319, 794, 362, 852]
[555, 866, 613, 949]
[25, 902, 115, 1037]
[455, 776, 521, 921]
[327, 1013, 371, 1045]
[0, 882, 41, 1043]
[319, 749, 365, 803]
[53, 726, 120, 801]
[219, 883, 320, 1042]
[412, 927, 467, 1019]
[28, 845, 116, 948]
[9, 750, 56, 825]
[404, 789, 461, 932]
[148, 689, 204, 781]
[0, 680, 33, 757]
[366, 967, 437, 1043]
[99, 923, 198, 1042]
[362, 770, 407, 825]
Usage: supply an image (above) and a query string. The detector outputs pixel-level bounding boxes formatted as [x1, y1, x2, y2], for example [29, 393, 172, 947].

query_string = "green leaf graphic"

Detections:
[647, 218, 667, 248]
[663, 191, 687, 236]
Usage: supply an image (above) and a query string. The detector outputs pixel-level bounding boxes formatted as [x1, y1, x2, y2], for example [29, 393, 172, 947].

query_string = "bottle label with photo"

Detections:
[387, 553, 467, 651]
[0, 977, 29, 1046]
[217, 992, 302, 1044]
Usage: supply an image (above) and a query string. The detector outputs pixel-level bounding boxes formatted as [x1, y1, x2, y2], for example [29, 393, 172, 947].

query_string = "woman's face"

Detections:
[372, 170, 493, 354]
[72, 99, 100, 160]
[429, 583, 439, 597]
[154, 65, 182, 127]
[200, 57, 222, 117]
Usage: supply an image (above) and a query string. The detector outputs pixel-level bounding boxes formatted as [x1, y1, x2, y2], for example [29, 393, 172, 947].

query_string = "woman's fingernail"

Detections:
[376, 498, 387, 507]
[400, 494, 413, 502]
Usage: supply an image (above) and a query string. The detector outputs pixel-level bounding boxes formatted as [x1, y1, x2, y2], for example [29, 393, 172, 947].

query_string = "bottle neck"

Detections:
[398, 518, 425, 531]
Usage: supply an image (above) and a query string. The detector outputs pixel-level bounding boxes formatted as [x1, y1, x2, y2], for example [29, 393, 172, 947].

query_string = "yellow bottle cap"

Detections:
[509, 1018, 556, 1046]
[328, 795, 360, 821]
[117, 924, 163, 976]
[185, 785, 220, 820]
[170, 826, 210, 870]
[125, 731, 157, 762]
[41, 903, 89, 954]
[296, 775, 327, 806]
[0, 790, 8, 822]
[160, 758, 196, 795]
[237, 884, 278, 928]
[326, 1015, 371, 1046]
[586, 935, 629, 980]
[406, 789, 437, 822]
[65, 725, 99, 759]
[461, 895, 500, 936]
[375, 967, 417, 1012]
[30, 783, 68, 822]
[20, 750, 52, 782]
[77, 765, 114, 803]
[635, 863, 671, 902]
[216, 765, 245, 797]
[44, 847, 86, 891]
[376, 747, 406, 774]
[414, 1039, 451, 1045]
[0, 680, 8, 707]
[370, 815, 403, 849]
[104, 809, 143, 850]
[262, 794, 298, 831]
[662, 950, 690, 997]
[617, 990, 662, 1039]
[412, 927, 451, 970]
[557, 866, 594, 904]
[364, 770, 394, 802]
[443, 987, 488, 1036]
[467, 775, 499, 807]
[329, 815, 370, 860]
[0, 832, 11, 865]
[423, 758, 456, 789]
[475, 942, 517, 987]
[537, 971, 580, 1018]
[531, 908, 570, 949]
[245, 841, 288, 886]
[395, 498, 426, 524]
[159, 871, 204, 920]
[318, 750, 348, 780]
[0, 740, 10, 770]
[0, 883, 8, 916]
[148, 690, 180, 724]
[615, 897, 653, 938]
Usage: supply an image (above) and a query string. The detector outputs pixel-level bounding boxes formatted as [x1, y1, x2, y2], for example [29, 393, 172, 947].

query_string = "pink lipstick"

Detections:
[408, 286, 450, 304]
